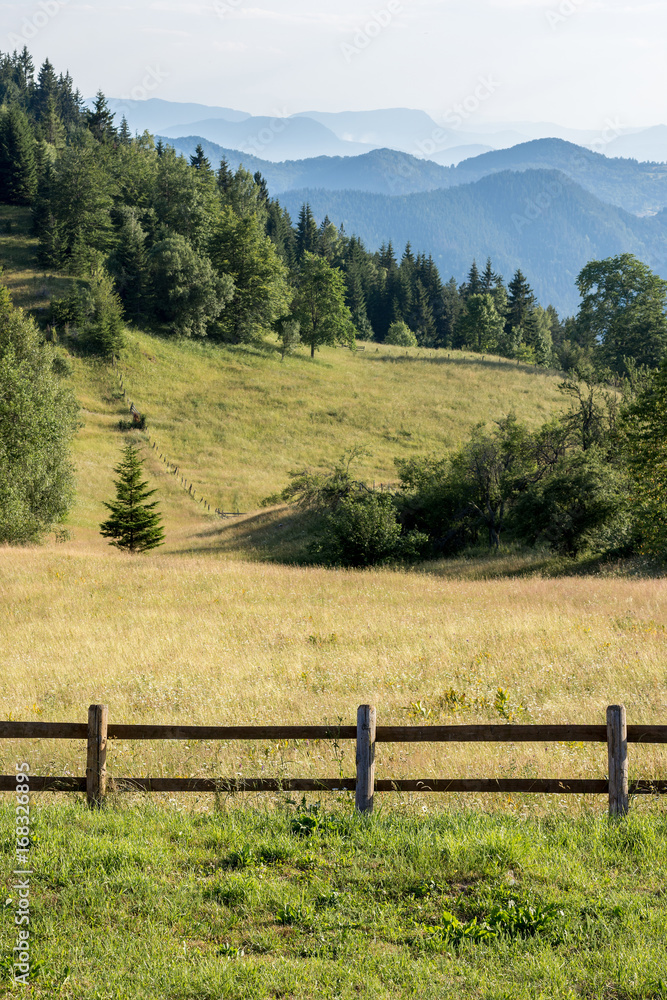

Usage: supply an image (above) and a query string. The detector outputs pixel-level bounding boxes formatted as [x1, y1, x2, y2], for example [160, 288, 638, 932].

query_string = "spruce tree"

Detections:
[190, 142, 211, 171]
[87, 90, 116, 143]
[107, 209, 147, 320]
[217, 156, 233, 192]
[505, 269, 536, 333]
[295, 203, 318, 260]
[100, 444, 165, 553]
[481, 257, 497, 292]
[118, 115, 132, 145]
[462, 259, 482, 299]
[0, 105, 37, 204]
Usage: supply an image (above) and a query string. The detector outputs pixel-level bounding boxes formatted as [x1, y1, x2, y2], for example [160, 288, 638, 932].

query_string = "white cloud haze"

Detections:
[1, 0, 665, 126]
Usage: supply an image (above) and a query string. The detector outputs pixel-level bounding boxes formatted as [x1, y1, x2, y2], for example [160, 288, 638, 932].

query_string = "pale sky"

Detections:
[1, 0, 665, 128]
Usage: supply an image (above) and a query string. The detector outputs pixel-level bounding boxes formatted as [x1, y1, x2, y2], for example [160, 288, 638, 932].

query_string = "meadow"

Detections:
[1, 205, 667, 998]
[1, 545, 666, 803]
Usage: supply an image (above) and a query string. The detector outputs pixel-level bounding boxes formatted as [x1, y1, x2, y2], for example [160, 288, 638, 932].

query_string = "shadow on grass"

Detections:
[361, 351, 563, 379]
[182, 506, 660, 580]
[185, 505, 317, 564]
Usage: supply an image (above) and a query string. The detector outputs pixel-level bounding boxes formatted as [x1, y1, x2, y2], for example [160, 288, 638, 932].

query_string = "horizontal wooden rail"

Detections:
[0, 722, 356, 741]
[2, 776, 666, 795]
[1, 705, 666, 815]
[2, 721, 666, 743]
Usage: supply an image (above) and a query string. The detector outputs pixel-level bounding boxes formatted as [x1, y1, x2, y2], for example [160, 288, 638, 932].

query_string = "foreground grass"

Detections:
[1, 547, 666, 803]
[1, 802, 667, 998]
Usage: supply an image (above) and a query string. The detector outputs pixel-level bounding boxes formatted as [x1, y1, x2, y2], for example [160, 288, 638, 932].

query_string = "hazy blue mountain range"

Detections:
[604, 125, 667, 163]
[159, 138, 454, 195]
[450, 140, 667, 215]
[159, 115, 374, 160]
[103, 98, 667, 163]
[163, 135, 667, 216]
[105, 98, 249, 133]
[277, 171, 667, 315]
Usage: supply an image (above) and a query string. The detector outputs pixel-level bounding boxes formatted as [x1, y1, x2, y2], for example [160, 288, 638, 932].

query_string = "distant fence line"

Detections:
[1, 704, 665, 817]
[109, 357, 244, 519]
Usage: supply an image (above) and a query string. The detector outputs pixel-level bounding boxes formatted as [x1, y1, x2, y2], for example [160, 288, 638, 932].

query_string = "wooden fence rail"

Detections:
[1, 704, 666, 817]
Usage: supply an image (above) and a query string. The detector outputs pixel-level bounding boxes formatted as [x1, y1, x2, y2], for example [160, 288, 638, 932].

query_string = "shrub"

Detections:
[386, 320, 418, 347]
[313, 491, 427, 568]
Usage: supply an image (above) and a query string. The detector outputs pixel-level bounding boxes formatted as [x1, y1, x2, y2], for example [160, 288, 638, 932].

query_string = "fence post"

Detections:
[355, 705, 376, 814]
[86, 704, 108, 808]
[607, 704, 628, 817]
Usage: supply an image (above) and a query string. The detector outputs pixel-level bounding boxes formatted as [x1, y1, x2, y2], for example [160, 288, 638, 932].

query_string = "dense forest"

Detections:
[1, 48, 667, 564]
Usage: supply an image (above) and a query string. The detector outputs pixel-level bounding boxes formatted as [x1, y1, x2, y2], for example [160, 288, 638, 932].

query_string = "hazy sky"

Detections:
[1, 0, 665, 128]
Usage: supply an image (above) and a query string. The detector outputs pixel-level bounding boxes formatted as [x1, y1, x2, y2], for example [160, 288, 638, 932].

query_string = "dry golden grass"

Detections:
[2, 545, 666, 813]
[2, 202, 665, 817]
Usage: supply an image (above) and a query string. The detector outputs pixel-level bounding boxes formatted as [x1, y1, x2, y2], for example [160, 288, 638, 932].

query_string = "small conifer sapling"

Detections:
[100, 444, 165, 552]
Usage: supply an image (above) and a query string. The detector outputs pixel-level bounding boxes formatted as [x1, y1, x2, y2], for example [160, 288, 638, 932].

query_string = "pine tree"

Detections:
[461, 259, 482, 300]
[87, 90, 116, 143]
[57, 71, 83, 129]
[16, 47, 35, 93]
[0, 105, 37, 204]
[100, 444, 165, 553]
[190, 142, 211, 171]
[118, 115, 132, 145]
[506, 269, 536, 333]
[33, 59, 58, 122]
[217, 156, 233, 192]
[38, 94, 66, 146]
[83, 269, 126, 357]
[266, 199, 296, 266]
[253, 170, 269, 203]
[107, 209, 147, 320]
[481, 257, 498, 292]
[295, 203, 318, 260]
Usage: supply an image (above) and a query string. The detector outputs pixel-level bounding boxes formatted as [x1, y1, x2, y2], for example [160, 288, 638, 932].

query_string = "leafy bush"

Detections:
[313, 491, 427, 568]
[386, 320, 418, 347]
[511, 447, 633, 555]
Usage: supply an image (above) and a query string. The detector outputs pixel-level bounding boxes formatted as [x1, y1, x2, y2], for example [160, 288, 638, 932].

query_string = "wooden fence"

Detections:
[1, 704, 666, 816]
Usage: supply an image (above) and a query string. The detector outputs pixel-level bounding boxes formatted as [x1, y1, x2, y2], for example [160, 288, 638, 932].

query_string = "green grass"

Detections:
[0, 206, 76, 314]
[2, 801, 667, 998]
[0, 201, 571, 561]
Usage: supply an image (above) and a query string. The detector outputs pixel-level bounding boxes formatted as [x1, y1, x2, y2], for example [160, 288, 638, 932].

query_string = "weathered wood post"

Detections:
[86, 704, 108, 808]
[355, 705, 376, 814]
[607, 704, 628, 817]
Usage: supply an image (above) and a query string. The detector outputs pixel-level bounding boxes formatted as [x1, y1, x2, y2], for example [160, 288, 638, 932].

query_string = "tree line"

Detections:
[1, 48, 667, 554]
[2, 49, 666, 375]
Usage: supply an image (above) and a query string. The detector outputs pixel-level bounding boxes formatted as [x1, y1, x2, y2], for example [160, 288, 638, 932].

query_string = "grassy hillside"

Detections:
[1, 202, 572, 557]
